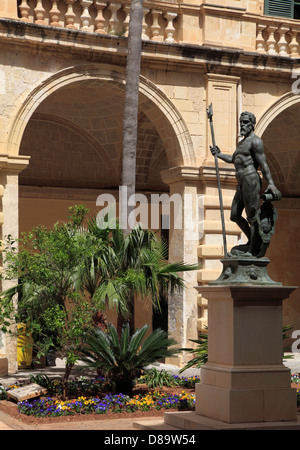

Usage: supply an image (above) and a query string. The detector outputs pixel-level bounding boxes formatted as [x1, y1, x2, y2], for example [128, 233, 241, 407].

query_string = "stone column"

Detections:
[0, 155, 30, 374]
[160, 166, 200, 366]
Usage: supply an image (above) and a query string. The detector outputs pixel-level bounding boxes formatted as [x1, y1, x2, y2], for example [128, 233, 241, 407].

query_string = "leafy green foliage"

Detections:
[142, 367, 178, 388]
[79, 322, 180, 395]
[29, 374, 57, 396]
[179, 329, 208, 373]
[0, 206, 100, 399]
[0, 205, 198, 399]
[0, 206, 96, 354]
[283, 324, 294, 358]
[75, 219, 199, 331]
[139, 369, 201, 389]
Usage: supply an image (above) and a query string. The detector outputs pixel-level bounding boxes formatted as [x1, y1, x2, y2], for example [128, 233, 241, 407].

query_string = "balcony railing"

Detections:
[256, 19, 300, 57]
[17, 0, 180, 43]
[14, 1, 300, 58]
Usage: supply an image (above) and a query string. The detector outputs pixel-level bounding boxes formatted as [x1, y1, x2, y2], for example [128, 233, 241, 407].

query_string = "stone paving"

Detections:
[0, 410, 165, 430]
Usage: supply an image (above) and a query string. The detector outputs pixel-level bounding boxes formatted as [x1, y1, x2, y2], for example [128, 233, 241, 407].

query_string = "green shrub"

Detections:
[142, 367, 178, 388]
[79, 322, 180, 395]
[179, 329, 208, 373]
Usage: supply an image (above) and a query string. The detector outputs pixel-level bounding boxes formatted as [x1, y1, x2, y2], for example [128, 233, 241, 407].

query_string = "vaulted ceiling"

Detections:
[19, 79, 169, 192]
[262, 102, 300, 197]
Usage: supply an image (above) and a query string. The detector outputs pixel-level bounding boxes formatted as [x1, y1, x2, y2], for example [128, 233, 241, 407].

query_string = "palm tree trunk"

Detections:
[116, 294, 134, 337]
[120, 0, 144, 333]
[121, 0, 144, 233]
[128, 293, 135, 335]
[62, 361, 74, 401]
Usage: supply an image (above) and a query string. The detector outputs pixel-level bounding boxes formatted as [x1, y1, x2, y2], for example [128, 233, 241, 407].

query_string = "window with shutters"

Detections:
[264, 0, 300, 19]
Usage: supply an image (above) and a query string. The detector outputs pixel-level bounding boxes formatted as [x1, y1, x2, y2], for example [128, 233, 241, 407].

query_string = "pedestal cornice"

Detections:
[198, 284, 298, 302]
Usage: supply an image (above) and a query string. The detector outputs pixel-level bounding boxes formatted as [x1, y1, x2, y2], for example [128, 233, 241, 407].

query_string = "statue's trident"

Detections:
[206, 103, 227, 257]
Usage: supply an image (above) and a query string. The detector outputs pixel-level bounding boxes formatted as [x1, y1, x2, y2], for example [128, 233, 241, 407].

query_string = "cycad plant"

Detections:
[79, 322, 180, 395]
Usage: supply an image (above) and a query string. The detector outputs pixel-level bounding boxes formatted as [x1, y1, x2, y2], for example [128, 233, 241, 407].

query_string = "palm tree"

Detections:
[75, 219, 199, 336]
[121, 0, 144, 231]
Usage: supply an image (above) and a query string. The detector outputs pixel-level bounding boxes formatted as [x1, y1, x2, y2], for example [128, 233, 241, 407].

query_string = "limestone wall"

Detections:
[0, 4, 299, 371]
[0, 1, 18, 19]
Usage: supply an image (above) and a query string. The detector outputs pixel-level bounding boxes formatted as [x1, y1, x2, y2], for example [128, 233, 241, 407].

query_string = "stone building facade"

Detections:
[0, 0, 299, 374]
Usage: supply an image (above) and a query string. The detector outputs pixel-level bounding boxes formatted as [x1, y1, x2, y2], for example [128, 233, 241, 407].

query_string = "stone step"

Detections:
[133, 418, 180, 430]
[164, 411, 300, 430]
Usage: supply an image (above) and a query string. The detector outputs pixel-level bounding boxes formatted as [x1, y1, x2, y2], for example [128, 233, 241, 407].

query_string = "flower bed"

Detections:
[0, 374, 198, 419]
[17, 390, 195, 418]
[1, 373, 298, 421]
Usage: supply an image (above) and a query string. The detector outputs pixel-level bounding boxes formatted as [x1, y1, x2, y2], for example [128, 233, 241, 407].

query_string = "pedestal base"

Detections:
[196, 369, 297, 423]
[164, 411, 300, 430]
[194, 284, 298, 425]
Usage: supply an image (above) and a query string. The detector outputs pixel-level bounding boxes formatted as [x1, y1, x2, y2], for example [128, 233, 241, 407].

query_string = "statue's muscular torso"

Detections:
[232, 135, 261, 185]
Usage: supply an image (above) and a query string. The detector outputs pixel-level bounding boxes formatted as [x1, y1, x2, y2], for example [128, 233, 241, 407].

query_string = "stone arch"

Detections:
[6, 64, 195, 168]
[19, 111, 119, 189]
[289, 150, 300, 183]
[254, 91, 300, 196]
[30, 112, 118, 184]
[255, 91, 300, 138]
[263, 143, 286, 188]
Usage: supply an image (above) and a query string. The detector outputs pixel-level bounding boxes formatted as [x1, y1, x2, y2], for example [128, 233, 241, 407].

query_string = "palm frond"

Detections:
[93, 281, 129, 318]
[128, 324, 148, 357]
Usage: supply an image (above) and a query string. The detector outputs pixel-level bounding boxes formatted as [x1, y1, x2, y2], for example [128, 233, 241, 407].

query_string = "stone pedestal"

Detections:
[165, 284, 300, 429]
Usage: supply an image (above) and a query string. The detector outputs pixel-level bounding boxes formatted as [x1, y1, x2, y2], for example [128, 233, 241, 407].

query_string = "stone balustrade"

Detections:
[18, 0, 179, 43]
[256, 20, 300, 57]
[15, 2, 300, 56]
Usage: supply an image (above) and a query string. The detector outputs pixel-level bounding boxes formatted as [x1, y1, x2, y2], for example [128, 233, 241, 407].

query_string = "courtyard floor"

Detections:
[0, 355, 299, 430]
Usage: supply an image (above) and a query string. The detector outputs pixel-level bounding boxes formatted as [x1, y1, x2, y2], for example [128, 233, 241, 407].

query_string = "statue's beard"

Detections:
[240, 125, 253, 136]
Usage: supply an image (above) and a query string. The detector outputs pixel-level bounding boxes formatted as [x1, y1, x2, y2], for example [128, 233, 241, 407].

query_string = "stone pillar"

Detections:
[197, 72, 242, 333]
[160, 166, 200, 366]
[205, 73, 240, 153]
[0, 155, 30, 374]
[0, 0, 18, 19]
[196, 166, 239, 333]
